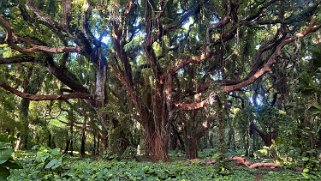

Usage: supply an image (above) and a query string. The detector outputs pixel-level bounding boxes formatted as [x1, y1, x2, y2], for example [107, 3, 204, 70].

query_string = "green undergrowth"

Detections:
[8, 156, 310, 180]
[6, 147, 320, 181]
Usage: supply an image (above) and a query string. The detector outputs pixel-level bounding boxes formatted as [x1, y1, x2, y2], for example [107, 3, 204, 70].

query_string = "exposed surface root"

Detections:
[228, 156, 281, 169]
[205, 156, 306, 172]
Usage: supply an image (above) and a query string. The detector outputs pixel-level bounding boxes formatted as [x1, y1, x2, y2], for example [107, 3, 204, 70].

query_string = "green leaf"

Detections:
[0, 142, 10, 149]
[0, 134, 11, 142]
[51, 148, 61, 156]
[278, 110, 286, 115]
[299, 87, 315, 96]
[303, 168, 309, 173]
[308, 102, 321, 115]
[0, 166, 10, 180]
[0, 149, 13, 164]
[257, 148, 268, 156]
[2, 160, 22, 169]
[45, 159, 60, 169]
[302, 172, 310, 179]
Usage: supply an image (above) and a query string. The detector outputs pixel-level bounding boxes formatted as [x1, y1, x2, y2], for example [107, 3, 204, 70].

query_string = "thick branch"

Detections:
[245, 0, 280, 22]
[111, 62, 143, 118]
[0, 80, 93, 101]
[161, 46, 212, 82]
[0, 15, 80, 54]
[25, 0, 93, 57]
[0, 55, 36, 64]
[163, 16, 232, 79]
[26, 0, 65, 32]
[206, 16, 231, 43]
[163, 3, 201, 32]
[45, 57, 89, 93]
[175, 18, 320, 110]
[13, 44, 80, 54]
[0, 53, 90, 96]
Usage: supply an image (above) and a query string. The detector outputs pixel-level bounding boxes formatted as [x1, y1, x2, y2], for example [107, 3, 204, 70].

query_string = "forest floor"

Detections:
[7, 148, 321, 180]
[8, 159, 306, 181]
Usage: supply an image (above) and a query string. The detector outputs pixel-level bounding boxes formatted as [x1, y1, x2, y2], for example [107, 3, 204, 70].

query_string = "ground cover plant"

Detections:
[9, 148, 317, 181]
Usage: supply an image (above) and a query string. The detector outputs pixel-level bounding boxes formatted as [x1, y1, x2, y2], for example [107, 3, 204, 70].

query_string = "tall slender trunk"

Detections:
[186, 136, 198, 159]
[64, 137, 69, 154]
[47, 130, 55, 148]
[80, 116, 87, 156]
[183, 111, 199, 159]
[169, 129, 178, 150]
[19, 99, 30, 150]
[70, 111, 74, 156]
[245, 121, 251, 156]
[95, 57, 108, 152]
[102, 128, 108, 150]
[97, 134, 100, 155]
[317, 129, 321, 148]
[92, 130, 97, 156]
[64, 110, 74, 155]
[169, 123, 185, 151]
[18, 68, 47, 150]
[217, 98, 227, 157]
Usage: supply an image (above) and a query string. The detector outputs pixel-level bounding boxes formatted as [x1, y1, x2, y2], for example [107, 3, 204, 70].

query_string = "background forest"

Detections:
[0, 0, 321, 180]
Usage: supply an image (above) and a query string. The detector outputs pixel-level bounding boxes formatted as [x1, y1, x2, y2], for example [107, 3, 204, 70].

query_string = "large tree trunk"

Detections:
[144, 123, 169, 162]
[144, 87, 169, 162]
[143, 115, 169, 161]
[142, 81, 171, 162]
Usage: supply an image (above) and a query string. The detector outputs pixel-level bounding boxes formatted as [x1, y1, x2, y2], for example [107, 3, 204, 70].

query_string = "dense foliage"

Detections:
[9, 148, 318, 181]
[0, 134, 21, 180]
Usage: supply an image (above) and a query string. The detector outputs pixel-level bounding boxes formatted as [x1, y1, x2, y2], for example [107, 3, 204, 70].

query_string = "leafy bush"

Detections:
[300, 151, 321, 180]
[121, 146, 137, 160]
[9, 146, 67, 180]
[0, 134, 22, 180]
